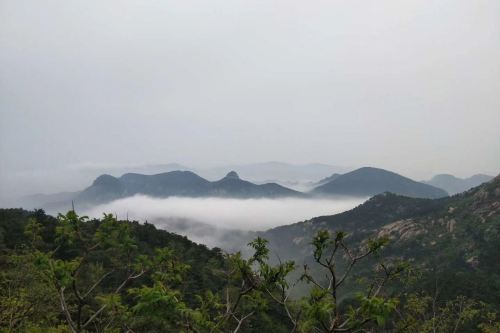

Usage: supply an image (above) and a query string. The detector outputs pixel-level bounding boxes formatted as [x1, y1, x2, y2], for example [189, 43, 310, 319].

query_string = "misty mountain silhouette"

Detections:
[76, 170, 303, 205]
[311, 167, 448, 199]
[424, 173, 493, 195]
[19, 166, 456, 211]
[313, 173, 342, 187]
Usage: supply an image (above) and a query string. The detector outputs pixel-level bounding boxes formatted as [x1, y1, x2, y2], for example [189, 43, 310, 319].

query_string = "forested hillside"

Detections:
[0, 209, 292, 333]
[263, 175, 500, 330]
[1, 175, 499, 332]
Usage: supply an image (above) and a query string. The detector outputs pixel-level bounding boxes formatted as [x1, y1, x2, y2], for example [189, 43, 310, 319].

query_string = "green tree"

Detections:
[32, 211, 147, 332]
[262, 230, 403, 332]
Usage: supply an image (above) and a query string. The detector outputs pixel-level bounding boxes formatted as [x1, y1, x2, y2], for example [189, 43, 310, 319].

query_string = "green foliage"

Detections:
[247, 237, 269, 264]
[130, 283, 185, 318]
[311, 229, 331, 261]
[299, 287, 335, 330]
[0, 207, 499, 332]
[0, 248, 63, 330]
[396, 294, 485, 333]
[356, 295, 398, 327]
[478, 312, 500, 333]
[55, 210, 88, 246]
[24, 218, 43, 247]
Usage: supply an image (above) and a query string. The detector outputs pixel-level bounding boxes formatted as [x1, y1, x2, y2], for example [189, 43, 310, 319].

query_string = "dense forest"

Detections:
[1, 176, 499, 332]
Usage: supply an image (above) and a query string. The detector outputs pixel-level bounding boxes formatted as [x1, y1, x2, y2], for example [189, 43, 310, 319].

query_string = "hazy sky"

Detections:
[1, 0, 499, 196]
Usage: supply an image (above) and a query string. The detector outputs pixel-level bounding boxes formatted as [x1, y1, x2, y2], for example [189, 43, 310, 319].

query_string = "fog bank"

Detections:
[84, 196, 365, 232]
[81, 196, 365, 250]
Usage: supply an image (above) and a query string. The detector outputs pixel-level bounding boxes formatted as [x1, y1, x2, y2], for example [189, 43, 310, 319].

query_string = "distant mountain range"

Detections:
[27, 171, 301, 210]
[18, 166, 466, 212]
[77, 170, 304, 205]
[423, 173, 493, 195]
[71, 162, 346, 183]
[312, 167, 448, 199]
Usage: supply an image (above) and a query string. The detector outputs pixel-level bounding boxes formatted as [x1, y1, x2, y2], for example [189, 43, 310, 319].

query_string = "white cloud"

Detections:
[82, 195, 365, 250]
[84, 195, 365, 231]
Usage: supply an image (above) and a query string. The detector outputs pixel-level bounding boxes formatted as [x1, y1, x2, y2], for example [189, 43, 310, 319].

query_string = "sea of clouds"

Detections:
[83, 195, 366, 250]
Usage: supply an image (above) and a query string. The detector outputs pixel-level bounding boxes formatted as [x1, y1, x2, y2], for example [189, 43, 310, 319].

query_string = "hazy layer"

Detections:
[82, 196, 365, 250]
[84, 196, 365, 231]
[2, 0, 500, 199]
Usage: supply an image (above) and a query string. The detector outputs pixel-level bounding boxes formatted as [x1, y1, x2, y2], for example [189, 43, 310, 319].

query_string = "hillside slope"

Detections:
[263, 174, 500, 304]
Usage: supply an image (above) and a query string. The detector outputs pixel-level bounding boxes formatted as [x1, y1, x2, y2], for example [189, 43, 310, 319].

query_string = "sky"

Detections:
[1, 0, 500, 197]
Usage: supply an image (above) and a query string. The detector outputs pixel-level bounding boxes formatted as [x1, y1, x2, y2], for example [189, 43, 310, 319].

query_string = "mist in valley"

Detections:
[82, 195, 366, 250]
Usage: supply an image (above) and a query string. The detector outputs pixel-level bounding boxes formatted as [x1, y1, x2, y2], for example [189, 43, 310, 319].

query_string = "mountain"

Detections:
[424, 173, 494, 195]
[75, 170, 302, 206]
[313, 173, 342, 187]
[262, 191, 448, 262]
[261, 174, 500, 303]
[208, 171, 303, 197]
[198, 162, 346, 182]
[311, 167, 448, 199]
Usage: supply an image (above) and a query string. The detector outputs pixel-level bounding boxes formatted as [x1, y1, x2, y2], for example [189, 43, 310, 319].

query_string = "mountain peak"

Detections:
[224, 171, 240, 180]
[312, 167, 448, 199]
[92, 174, 119, 186]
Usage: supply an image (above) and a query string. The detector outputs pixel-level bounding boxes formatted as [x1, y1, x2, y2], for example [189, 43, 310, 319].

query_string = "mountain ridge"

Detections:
[75, 170, 303, 206]
[424, 173, 493, 195]
[16, 166, 456, 211]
